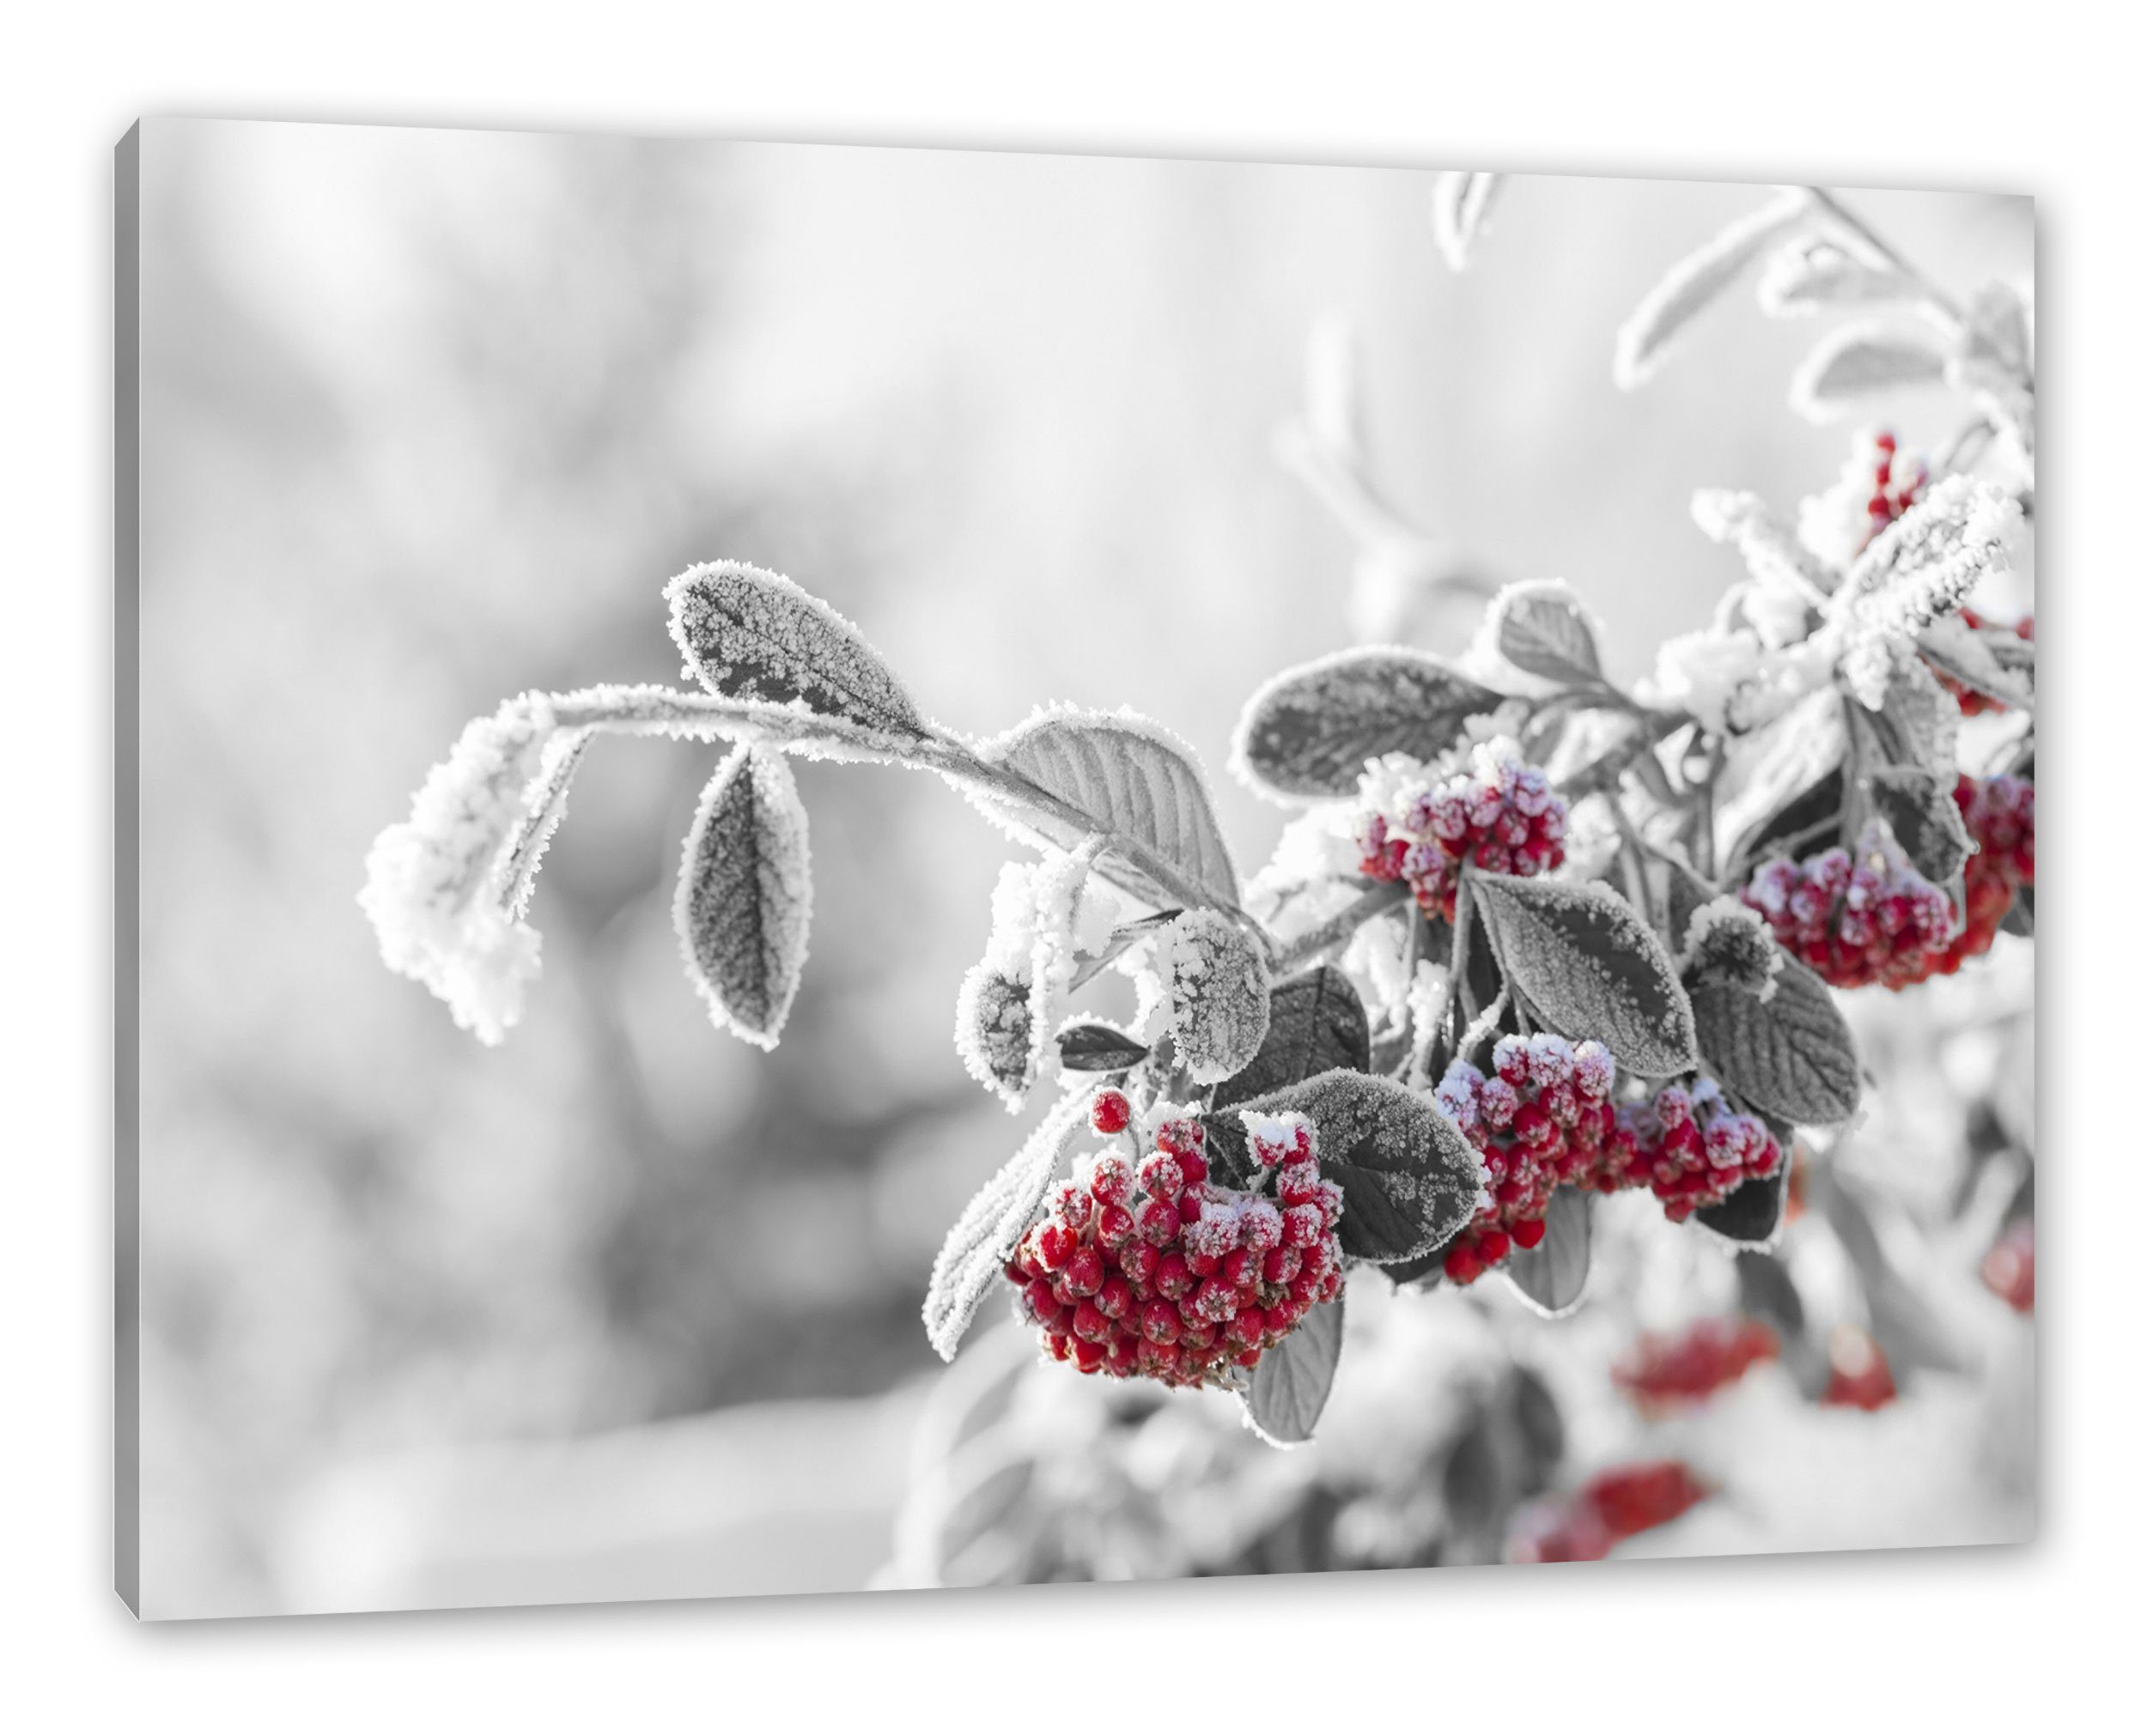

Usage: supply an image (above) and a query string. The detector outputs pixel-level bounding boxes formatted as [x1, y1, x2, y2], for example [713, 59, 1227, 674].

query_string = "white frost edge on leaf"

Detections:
[1613, 188, 1812, 390]
[922, 1090, 1092, 1361]
[358, 692, 558, 1047]
[660, 558, 921, 732]
[675, 744, 814, 1053]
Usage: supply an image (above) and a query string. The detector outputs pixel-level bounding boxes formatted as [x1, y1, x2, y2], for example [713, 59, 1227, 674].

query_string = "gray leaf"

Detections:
[1692, 954, 1861, 1126]
[1502, 1187, 1591, 1317]
[1208, 1069, 1483, 1264]
[1232, 646, 1502, 801]
[1469, 872, 1700, 1077]
[1615, 189, 1812, 388]
[922, 1093, 1091, 1362]
[1491, 583, 1603, 684]
[1790, 322, 1951, 422]
[666, 560, 925, 737]
[1243, 1296, 1346, 1446]
[978, 707, 1239, 910]
[674, 744, 812, 1050]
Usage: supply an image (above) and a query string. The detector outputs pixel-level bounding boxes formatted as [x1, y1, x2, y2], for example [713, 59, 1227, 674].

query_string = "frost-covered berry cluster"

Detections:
[1934, 773, 2034, 974]
[1612, 1316, 1780, 1411]
[1001, 1098, 1344, 1390]
[1433, 1035, 1617, 1284]
[1358, 738, 1566, 922]
[1742, 825, 1957, 991]
[1434, 1040, 1783, 1285]
[1592, 1077, 1785, 1223]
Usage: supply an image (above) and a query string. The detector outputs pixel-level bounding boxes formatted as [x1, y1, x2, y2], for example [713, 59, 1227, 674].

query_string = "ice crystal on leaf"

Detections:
[359, 693, 557, 1046]
[1157, 909, 1274, 1084]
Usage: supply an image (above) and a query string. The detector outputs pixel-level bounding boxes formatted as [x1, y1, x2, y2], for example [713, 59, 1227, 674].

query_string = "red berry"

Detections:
[1090, 1088, 1132, 1136]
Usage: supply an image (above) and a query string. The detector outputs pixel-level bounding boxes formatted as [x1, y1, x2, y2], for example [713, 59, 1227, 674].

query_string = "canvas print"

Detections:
[116, 119, 2035, 1618]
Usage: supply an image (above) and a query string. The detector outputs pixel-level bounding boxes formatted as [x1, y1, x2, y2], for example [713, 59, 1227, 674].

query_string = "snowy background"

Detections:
[130, 120, 2034, 1616]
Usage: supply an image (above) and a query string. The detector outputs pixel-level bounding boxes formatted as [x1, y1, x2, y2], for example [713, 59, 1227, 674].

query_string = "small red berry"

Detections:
[1090, 1087, 1132, 1136]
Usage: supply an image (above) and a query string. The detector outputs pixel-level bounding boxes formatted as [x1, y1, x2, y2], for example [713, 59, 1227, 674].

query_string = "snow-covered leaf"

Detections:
[1501, 1187, 1591, 1317]
[1489, 580, 1604, 685]
[1243, 1296, 1345, 1447]
[666, 560, 925, 737]
[1205, 1069, 1482, 1264]
[1212, 966, 1371, 1109]
[1678, 897, 1782, 1004]
[675, 744, 812, 1051]
[1691, 954, 1861, 1126]
[922, 1092, 1091, 1361]
[976, 706, 1239, 910]
[1158, 909, 1273, 1084]
[1232, 646, 1502, 802]
[1614, 189, 1811, 389]
[1055, 1020, 1149, 1073]
[1469, 872, 1699, 1077]
[1868, 766, 1973, 889]
[1919, 614, 2034, 711]
[954, 963, 1042, 1110]
[1789, 322, 1951, 422]
[1756, 235, 1915, 315]
[499, 726, 592, 920]
[1431, 171, 1502, 271]
[1840, 475, 2022, 628]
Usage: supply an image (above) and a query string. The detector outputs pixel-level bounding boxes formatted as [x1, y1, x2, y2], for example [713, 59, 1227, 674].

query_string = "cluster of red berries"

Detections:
[1853, 429, 1927, 553]
[1359, 742, 1567, 922]
[1003, 1091, 1346, 1390]
[1612, 1316, 1780, 1411]
[1506, 1460, 1712, 1563]
[1937, 610, 2034, 716]
[1433, 1035, 1618, 1284]
[1434, 1045, 1783, 1285]
[1741, 829, 1957, 991]
[1590, 1078, 1785, 1223]
[1940, 770, 2036, 963]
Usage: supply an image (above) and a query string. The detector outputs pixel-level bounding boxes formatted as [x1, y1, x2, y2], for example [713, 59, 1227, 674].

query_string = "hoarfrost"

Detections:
[358, 693, 557, 1046]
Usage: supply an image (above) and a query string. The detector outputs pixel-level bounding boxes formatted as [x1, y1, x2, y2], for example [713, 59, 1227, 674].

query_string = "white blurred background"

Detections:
[131, 119, 2032, 1616]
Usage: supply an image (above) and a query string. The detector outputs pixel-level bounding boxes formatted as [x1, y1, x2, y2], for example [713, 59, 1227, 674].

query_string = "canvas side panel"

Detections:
[114, 119, 142, 1619]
